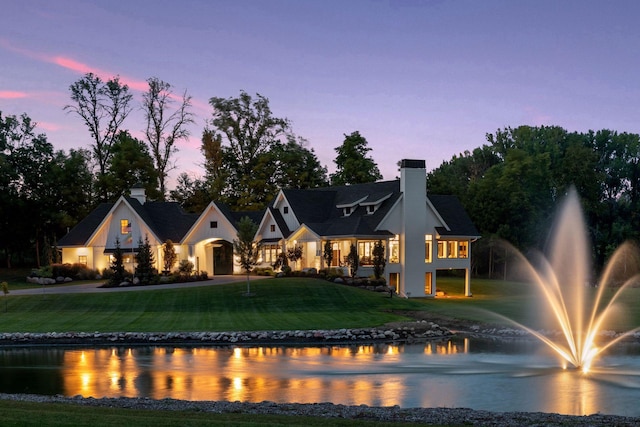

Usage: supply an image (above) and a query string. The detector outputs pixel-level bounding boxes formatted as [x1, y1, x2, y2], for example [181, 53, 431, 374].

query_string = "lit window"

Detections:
[358, 241, 383, 266]
[437, 240, 445, 258]
[263, 245, 278, 264]
[78, 255, 87, 266]
[425, 272, 433, 294]
[425, 235, 433, 263]
[120, 219, 131, 235]
[447, 241, 457, 258]
[389, 235, 399, 263]
[459, 241, 469, 258]
[210, 221, 218, 229]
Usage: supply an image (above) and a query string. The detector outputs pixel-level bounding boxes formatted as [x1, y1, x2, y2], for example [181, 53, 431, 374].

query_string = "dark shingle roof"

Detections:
[57, 203, 113, 246]
[428, 195, 480, 237]
[283, 180, 402, 238]
[57, 198, 199, 247]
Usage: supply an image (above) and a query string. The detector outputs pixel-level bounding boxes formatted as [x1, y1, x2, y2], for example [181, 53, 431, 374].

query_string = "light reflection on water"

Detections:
[2, 338, 640, 416]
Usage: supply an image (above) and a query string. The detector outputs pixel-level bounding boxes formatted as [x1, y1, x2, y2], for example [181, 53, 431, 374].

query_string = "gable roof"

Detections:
[58, 198, 199, 247]
[281, 180, 402, 238]
[428, 194, 480, 238]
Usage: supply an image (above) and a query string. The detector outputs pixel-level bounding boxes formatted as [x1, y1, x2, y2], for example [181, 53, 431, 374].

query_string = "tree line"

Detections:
[427, 125, 640, 275]
[0, 75, 381, 267]
[3, 73, 639, 275]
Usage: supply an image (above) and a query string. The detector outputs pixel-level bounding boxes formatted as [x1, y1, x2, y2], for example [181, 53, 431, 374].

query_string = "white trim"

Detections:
[85, 196, 162, 246]
[181, 201, 238, 244]
[426, 197, 450, 231]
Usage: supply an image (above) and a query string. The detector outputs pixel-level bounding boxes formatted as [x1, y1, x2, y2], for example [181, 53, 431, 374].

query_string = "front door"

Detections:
[213, 241, 233, 275]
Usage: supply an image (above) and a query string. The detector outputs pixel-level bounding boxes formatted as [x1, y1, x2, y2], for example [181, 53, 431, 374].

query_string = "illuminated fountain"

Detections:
[504, 188, 640, 372]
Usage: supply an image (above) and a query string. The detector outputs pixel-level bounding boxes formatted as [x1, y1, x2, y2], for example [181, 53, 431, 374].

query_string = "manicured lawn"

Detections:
[427, 276, 640, 331]
[0, 400, 437, 427]
[0, 278, 423, 333]
[0, 272, 638, 333]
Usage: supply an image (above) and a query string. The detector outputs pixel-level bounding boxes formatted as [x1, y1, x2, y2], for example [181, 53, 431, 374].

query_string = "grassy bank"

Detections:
[0, 274, 639, 333]
[0, 278, 423, 333]
[0, 399, 435, 427]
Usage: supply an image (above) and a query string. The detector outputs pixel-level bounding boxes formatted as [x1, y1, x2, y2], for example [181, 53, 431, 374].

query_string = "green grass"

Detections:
[1, 272, 639, 333]
[424, 277, 640, 331]
[0, 278, 423, 333]
[0, 400, 439, 426]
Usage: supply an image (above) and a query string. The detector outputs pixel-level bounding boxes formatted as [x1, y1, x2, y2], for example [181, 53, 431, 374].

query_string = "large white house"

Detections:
[58, 159, 479, 297]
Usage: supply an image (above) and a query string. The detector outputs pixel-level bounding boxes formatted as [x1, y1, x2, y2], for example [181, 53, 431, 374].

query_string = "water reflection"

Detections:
[2, 338, 640, 416]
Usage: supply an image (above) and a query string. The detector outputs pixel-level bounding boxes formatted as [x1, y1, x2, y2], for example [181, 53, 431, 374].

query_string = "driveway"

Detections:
[10, 275, 265, 295]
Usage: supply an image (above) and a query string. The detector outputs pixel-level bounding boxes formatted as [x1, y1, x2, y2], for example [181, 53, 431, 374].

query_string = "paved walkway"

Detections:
[10, 275, 265, 295]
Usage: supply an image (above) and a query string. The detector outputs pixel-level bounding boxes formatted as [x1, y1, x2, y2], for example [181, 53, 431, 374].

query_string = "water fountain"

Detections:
[503, 188, 640, 372]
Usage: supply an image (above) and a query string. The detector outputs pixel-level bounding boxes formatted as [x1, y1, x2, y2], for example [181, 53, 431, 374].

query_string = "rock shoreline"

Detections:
[0, 321, 451, 347]
[2, 318, 640, 425]
[1, 393, 638, 426]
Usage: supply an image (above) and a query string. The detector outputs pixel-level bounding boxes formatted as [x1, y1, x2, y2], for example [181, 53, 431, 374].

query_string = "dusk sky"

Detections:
[3, 0, 640, 186]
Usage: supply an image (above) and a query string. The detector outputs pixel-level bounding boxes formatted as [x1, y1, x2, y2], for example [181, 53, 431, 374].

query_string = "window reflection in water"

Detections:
[5, 338, 640, 416]
[61, 340, 468, 404]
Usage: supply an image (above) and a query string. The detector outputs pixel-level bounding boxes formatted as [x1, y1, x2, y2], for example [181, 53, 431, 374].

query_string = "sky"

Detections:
[2, 0, 640, 187]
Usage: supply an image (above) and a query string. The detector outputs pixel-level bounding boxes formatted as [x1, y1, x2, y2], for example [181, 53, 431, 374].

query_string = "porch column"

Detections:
[464, 268, 472, 297]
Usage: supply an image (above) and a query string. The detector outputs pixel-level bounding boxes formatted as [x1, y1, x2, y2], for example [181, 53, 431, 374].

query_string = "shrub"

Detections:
[178, 260, 194, 277]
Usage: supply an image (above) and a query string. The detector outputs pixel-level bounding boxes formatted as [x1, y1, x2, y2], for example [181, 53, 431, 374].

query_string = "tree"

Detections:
[162, 239, 177, 274]
[346, 244, 359, 278]
[168, 173, 211, 213]
[201, 128, 227, 199]
[372, 240, 386, 280]
[323, 240, 333, 269]
[65, 73, 132, 200]
[286, 245, 303, 270]
[135, 235, 157, 285]
[330, 131, 382, 185]
[108, 237, 126, 287]
[233, 216, 260, 295]
[271, 135, 328, 189]
[104, 131, 160, 201]
[0, 111, 92, 268]
[142, 77, 194, 200]
[208, 91, 290, 209]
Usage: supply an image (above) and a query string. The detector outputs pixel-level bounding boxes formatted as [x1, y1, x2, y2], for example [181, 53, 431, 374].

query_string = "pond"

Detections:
[2, 337, 640, 417]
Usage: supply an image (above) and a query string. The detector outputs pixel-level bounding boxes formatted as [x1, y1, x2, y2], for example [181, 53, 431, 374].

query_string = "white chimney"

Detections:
[130, 183, 146, 204]
[400, 159, 427, 297]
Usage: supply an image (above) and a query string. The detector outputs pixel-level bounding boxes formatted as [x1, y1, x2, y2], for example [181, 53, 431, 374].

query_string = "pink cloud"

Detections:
[0, 91, 28, 99]
[37, 121, 63, 132]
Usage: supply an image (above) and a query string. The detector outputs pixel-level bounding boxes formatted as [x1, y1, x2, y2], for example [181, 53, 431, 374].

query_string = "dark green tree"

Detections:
[372, 240, 386, 280]
[271, 135, 328, 189]
[142, 77, 194, 200]
[233, 216, 260, 295]
[346, 244, 359, 278]
[168, 173, 211, 213]
[330, 131, 382, 185]
[108, 237, 126, 287]
[65, 73, 132, 200]
[135, 235, 157, 285]
[209, 91, 289, 210]
[323, 240, 333, 269]
[104, 131, 160, 201]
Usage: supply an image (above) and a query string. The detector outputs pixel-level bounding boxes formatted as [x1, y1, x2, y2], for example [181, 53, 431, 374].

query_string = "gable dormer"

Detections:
[336, 196, 367, 217]
[360, 193, 392, 215]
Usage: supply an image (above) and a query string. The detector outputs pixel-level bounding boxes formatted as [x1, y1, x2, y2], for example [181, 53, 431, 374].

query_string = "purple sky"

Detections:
[3, 0, 640, 187]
